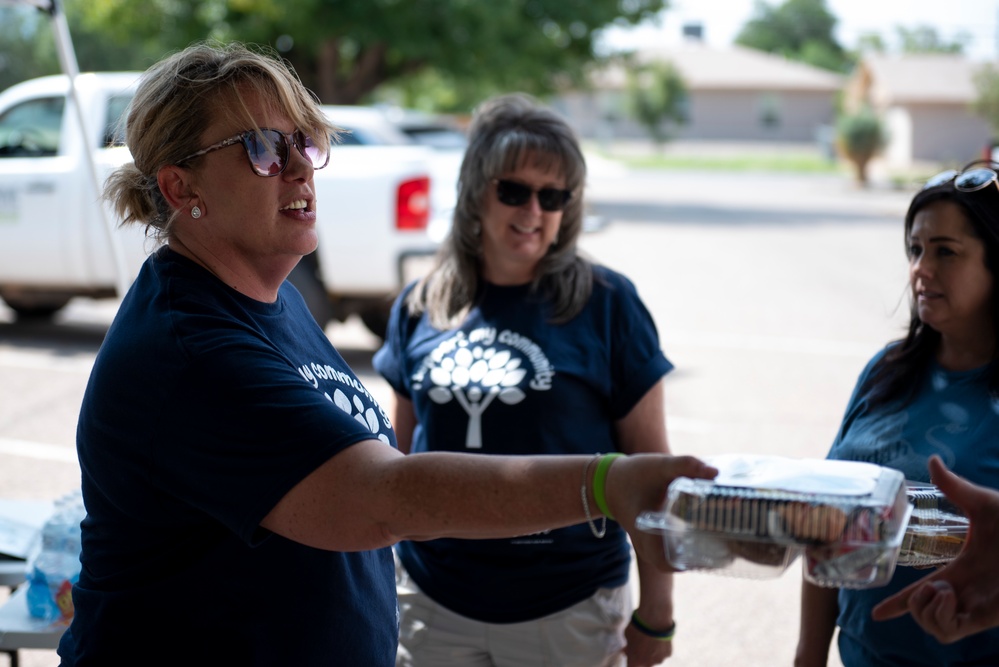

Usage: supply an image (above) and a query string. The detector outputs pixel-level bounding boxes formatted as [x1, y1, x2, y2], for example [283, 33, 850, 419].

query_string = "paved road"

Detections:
[0, 167, 916, 666]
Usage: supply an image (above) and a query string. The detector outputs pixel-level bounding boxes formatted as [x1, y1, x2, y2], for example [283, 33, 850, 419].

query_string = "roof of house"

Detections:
[857, 54, 984, 105]
[592, 41, 845, 92]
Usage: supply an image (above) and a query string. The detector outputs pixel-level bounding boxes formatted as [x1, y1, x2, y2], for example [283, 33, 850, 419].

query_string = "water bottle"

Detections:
[25, 490, 85, 622]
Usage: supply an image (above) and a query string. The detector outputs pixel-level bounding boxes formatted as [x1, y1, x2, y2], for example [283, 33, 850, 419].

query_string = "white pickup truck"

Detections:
[0, 72, 451, 336]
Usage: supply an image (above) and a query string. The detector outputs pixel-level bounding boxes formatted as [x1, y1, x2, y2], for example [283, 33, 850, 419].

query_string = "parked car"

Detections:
[377, 106, 469, 151]
[0, 74, 444, 337]
[322, 104, 463, 246]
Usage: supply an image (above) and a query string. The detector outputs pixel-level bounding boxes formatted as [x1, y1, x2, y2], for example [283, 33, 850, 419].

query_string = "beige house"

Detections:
[843, 54, 993, 168]
[554, 41, 844, 144]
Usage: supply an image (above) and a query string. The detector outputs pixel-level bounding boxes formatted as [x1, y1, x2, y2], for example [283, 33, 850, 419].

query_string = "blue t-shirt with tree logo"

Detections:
[374, 265, 671, 623]
[61, 247, 397, 666]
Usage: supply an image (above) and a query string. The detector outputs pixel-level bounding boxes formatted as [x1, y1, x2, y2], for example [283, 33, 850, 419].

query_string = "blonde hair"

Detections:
[105, 41, 336, 241]
[410, 93, 592, 328]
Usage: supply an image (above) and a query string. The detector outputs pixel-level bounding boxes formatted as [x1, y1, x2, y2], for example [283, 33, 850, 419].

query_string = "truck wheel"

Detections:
[359, 303, 392, 340]
[287, 256, 333, 328]
[1, 294, 71, 320]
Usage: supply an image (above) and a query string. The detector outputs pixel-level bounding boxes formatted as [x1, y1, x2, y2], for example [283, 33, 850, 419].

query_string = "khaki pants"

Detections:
[396, 560, 631, 667]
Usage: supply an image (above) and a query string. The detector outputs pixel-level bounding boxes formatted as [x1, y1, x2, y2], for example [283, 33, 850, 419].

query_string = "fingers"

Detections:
[608, 454, 718, 574]
[872, 586, 918, 621]
[622, 455, 718, 573]
[927, 455, 982, 515]
[668, 454, 718, 482]
[872, 572, 944, 621]
[873, 579, 973, 644]
[910, 581, 965, 644]
[927, 582, 959, 637]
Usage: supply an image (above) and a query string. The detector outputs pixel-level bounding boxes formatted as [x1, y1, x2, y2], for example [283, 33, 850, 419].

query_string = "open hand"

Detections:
[871, 456, 999, 643]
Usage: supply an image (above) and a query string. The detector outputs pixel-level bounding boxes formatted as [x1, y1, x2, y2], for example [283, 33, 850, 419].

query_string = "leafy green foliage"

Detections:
[896, 25, 968, 55]
[972, 63, 999, 137]
[0, 8, 59, 93]
[54, 0, 668, 108]
[735, 0, 852, 73]
[0, 3, 168, 93]
[835, 107, 887, 184]
[626, 60, 687, 146]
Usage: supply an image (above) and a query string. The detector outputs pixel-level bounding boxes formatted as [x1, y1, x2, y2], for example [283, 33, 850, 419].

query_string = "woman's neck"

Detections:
[936, 330, 995, 371]
[168, 237, 280, 303]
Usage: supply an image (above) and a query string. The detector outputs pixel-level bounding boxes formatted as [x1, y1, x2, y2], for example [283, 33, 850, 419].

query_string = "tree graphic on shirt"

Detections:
[425, 344, 527, 448]
[329, 387, 391, 445]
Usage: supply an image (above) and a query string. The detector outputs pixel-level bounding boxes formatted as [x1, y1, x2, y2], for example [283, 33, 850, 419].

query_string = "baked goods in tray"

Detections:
[900, 524, 965, 563]
[635, 454, 912, 588]
[896, 482, 969, 567]
[775, 502, 849, 543]
[668, 488, 850, 544]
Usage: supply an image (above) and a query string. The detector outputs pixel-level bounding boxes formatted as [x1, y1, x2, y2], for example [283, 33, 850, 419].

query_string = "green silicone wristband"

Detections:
[592, 453, 624, 520]
[631, 612, 676, 641]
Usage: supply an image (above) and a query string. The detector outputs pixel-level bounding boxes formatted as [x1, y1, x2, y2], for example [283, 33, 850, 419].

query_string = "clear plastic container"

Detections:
[896, 482, 969, 567]
[636, 454, 912, 589]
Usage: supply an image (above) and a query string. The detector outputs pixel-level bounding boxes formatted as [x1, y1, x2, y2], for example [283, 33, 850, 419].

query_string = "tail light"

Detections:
[396, 176, 431, 230]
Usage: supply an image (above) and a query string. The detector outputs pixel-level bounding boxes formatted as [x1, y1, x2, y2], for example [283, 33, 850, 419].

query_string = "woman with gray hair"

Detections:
[374, 93, 681, 667]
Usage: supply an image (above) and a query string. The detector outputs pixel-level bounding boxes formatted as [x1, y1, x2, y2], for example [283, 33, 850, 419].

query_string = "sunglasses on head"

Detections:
[179, 128, 330, 177]
[922, 163, 999, 193]
[494, 179, 572, 212]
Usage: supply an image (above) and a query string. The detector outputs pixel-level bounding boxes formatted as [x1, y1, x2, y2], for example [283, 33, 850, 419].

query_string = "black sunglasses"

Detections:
[494, 179, 572, 212]
[922, 163, 999, 193]
[179, 128, 330, 177]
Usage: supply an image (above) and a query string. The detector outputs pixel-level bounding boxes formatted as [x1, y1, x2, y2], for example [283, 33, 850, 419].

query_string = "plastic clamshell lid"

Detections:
[636, 454, 912, 588]
[709, 454, 883, 496]
[897, 482, 969, 567]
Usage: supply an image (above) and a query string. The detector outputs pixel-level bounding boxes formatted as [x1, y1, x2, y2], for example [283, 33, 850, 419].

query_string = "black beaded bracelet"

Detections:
[630, 611, 676, 641]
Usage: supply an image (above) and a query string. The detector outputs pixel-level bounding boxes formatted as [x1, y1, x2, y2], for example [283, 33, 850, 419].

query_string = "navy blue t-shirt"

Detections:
[373, 265, 671, 623]
[59, 247, 398, 666]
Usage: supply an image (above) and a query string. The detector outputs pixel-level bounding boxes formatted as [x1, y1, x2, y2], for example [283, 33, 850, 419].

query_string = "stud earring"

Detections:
[191, 206, 202, 219]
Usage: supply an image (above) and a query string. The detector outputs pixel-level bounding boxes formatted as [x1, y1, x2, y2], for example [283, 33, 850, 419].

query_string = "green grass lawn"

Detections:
[585, 143, 945, 189]
[600, 150, 846, 173]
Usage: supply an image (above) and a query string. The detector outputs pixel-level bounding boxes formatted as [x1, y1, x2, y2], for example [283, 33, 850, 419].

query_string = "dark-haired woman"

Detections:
[795, 162, 999, 666]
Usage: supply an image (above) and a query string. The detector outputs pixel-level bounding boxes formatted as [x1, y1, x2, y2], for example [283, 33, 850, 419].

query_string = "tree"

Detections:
[627, 60, 687, 147]
[972, 63, 999, 138]
[854, 32, 887, 55]
[836, 107, 887, 186]
[0, 7, 59, 92]
[66, 0, 669, 107]
[896, 25, 968, 55]
[0, 2, 171, 92]
[735, 0, 851, 73]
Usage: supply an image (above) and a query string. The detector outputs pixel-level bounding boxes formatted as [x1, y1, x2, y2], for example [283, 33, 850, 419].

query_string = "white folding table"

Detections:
[0, 499, 59, 667]
[0, 586, 67, 666]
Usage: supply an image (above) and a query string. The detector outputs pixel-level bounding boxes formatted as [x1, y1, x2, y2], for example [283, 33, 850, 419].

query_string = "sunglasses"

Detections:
[179, 128, 330, 177]
[494, 179, 572, 212]
[922, 165, 998, 193]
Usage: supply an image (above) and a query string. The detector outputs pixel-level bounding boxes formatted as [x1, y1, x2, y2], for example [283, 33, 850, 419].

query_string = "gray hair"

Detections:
[104, 41, 336, 242]
[410, 93, 593, 327]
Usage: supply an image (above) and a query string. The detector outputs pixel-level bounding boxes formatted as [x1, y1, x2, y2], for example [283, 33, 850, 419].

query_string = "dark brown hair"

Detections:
[866, 163, 999, 405]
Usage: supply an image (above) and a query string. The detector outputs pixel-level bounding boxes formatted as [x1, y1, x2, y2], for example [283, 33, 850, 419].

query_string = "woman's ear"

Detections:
[157, 165, 198, 212]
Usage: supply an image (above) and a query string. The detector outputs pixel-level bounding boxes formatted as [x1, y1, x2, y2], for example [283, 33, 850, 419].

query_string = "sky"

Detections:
[600, 0, 999, 62]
